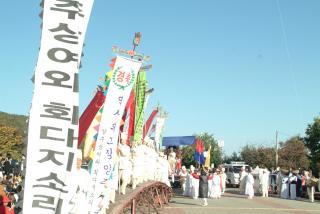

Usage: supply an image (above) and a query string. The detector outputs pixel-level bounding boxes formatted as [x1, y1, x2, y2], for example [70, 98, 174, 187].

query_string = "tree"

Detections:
[181, 132, 223, 168]
[240, 145, 275, 169]
[224, 151, 242, 164]
[278, 136, 309, 170]
[304, 116, 320, 175]
[0, 111, 28, 136]
[197, 132, 223, 168]
[0, 125, 24, 160]
[181, 146, 194, 168]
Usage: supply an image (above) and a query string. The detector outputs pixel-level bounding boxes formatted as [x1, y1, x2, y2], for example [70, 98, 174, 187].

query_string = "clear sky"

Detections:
[1, 0, 319, 155]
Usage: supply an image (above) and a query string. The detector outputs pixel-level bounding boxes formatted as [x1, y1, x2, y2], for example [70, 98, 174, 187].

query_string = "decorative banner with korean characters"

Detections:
[23, 0, 94, 213]
[87, 56, 142, 213]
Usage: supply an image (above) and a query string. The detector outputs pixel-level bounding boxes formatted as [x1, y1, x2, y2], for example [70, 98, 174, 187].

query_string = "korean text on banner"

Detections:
[23, 0, 94, 213]
[87, 56, 142, 213]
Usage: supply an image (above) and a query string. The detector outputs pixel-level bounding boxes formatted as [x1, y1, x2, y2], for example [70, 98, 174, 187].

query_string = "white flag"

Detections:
[23, 0, 94, 213]
[87, 56, 142, 213]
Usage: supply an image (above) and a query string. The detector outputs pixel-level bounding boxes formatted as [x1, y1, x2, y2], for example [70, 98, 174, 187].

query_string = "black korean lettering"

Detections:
[38, 149, 64, 166]
[98, 144, 103, 150]
[40, 103, 78, 125]
[42, 70, 72, 89]
[33, 172, 68, 193]
[118, 96, 123, 105]
[66, 152, 74, 172]
[67, 128, 77, 147]
[106, 148, 112, 159]
[40, 126, 64, 142]
[47, 47, 78, 63]
[110, 123, 116, 131]
[106, 137, 113, 145]
[49, 23, 79, 44]
[95, 151, 101, 157]
[40, 102, 71, 121]
[32, 194, 55, 211]
[72, 105, 78, 124]
[50, 0, 84, 20]
[113, 110, 120, 116]
[56, 199, 63, 214]
[103, 164, 111, 171]
[73, 72, 79, 93]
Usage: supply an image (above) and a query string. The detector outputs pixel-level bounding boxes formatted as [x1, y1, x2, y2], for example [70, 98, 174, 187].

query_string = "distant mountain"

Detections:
[0, 111, 28, 136]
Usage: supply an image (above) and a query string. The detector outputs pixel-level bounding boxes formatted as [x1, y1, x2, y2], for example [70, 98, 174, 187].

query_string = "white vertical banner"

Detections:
[23, 0, 94, 213]
[88, 56, 142, 213]
[154, 116, 166, 150]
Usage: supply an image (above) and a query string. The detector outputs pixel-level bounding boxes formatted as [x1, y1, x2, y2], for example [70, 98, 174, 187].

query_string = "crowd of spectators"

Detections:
[0, 153, 25, 214]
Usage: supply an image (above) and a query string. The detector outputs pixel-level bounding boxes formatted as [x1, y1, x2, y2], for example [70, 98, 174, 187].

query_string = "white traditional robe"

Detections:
[210, 174, 221, 199]
[220, 172, 227, 194]
[179, 170, 188, 192]
[261, 171, 269, 197]
[239, 171, 247, 193]
[183, 172, 192, 196]
[69, 168, 91, 214]
[289, 174, 297, 199]
[159, 157, 171, 186]
[118, 143, 131, 194]
[191, 174, 199, 199]
[245, 173, 254, 198]
[280, 176, 289, 199]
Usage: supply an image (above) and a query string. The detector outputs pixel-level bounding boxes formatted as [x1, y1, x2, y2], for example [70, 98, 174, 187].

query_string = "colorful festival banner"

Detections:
[23, 0, 94, 213]
[154, 116, 166, 151]
[143, 108, 158, 139]
[133, 70, 147, 143]
[83, 106, 103, 160]
[87, 56, 142, 213]
[78, 90, 105, 147]
[126, 94, 135, 145]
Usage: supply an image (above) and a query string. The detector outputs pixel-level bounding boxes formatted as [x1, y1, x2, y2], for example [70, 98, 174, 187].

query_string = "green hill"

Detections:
[0, 111, 28, 136]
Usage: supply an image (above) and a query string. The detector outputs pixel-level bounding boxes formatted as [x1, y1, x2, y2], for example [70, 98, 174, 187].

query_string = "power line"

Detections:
[275, 0, 303, 124]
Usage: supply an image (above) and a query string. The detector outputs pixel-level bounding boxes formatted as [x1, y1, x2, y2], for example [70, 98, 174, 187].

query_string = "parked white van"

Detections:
[222, 162, 249, 187]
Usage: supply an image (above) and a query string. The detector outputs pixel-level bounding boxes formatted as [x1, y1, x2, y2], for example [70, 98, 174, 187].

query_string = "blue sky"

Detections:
[1, 0, 319, 155]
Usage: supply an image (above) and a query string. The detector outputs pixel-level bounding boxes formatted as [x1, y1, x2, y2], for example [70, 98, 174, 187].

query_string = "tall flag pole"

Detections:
[23, 0, 94, 213]
[87, 33, 150, 213]
[133, 69, 147, 144]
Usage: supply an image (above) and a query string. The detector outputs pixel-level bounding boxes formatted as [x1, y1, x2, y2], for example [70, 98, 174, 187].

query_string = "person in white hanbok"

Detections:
[179, 166, 188, 192]
[239, 167, 247, 194]
[183, 165, 194, 197]
[220, 167, 227, 194]
[245, 169, 255, 199]
[211, 169, 222, 199]
[280, 174, 289, 199]
[118, 133, 132, 195]
[305, 170, 315, 203]
[261, 169, 269, 197]
[191, 169, 200, 199]
[158, 153, 171, 187]
[131, 146, 143, 189]
[289, 171, 297, 200]
[68, 149, 91, 214]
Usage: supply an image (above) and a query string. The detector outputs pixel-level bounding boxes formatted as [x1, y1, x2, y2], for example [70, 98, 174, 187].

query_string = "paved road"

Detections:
[161, 188, 320, 214]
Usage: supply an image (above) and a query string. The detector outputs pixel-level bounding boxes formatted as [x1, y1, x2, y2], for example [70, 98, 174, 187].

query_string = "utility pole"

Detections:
[275, 130, 278, 167]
